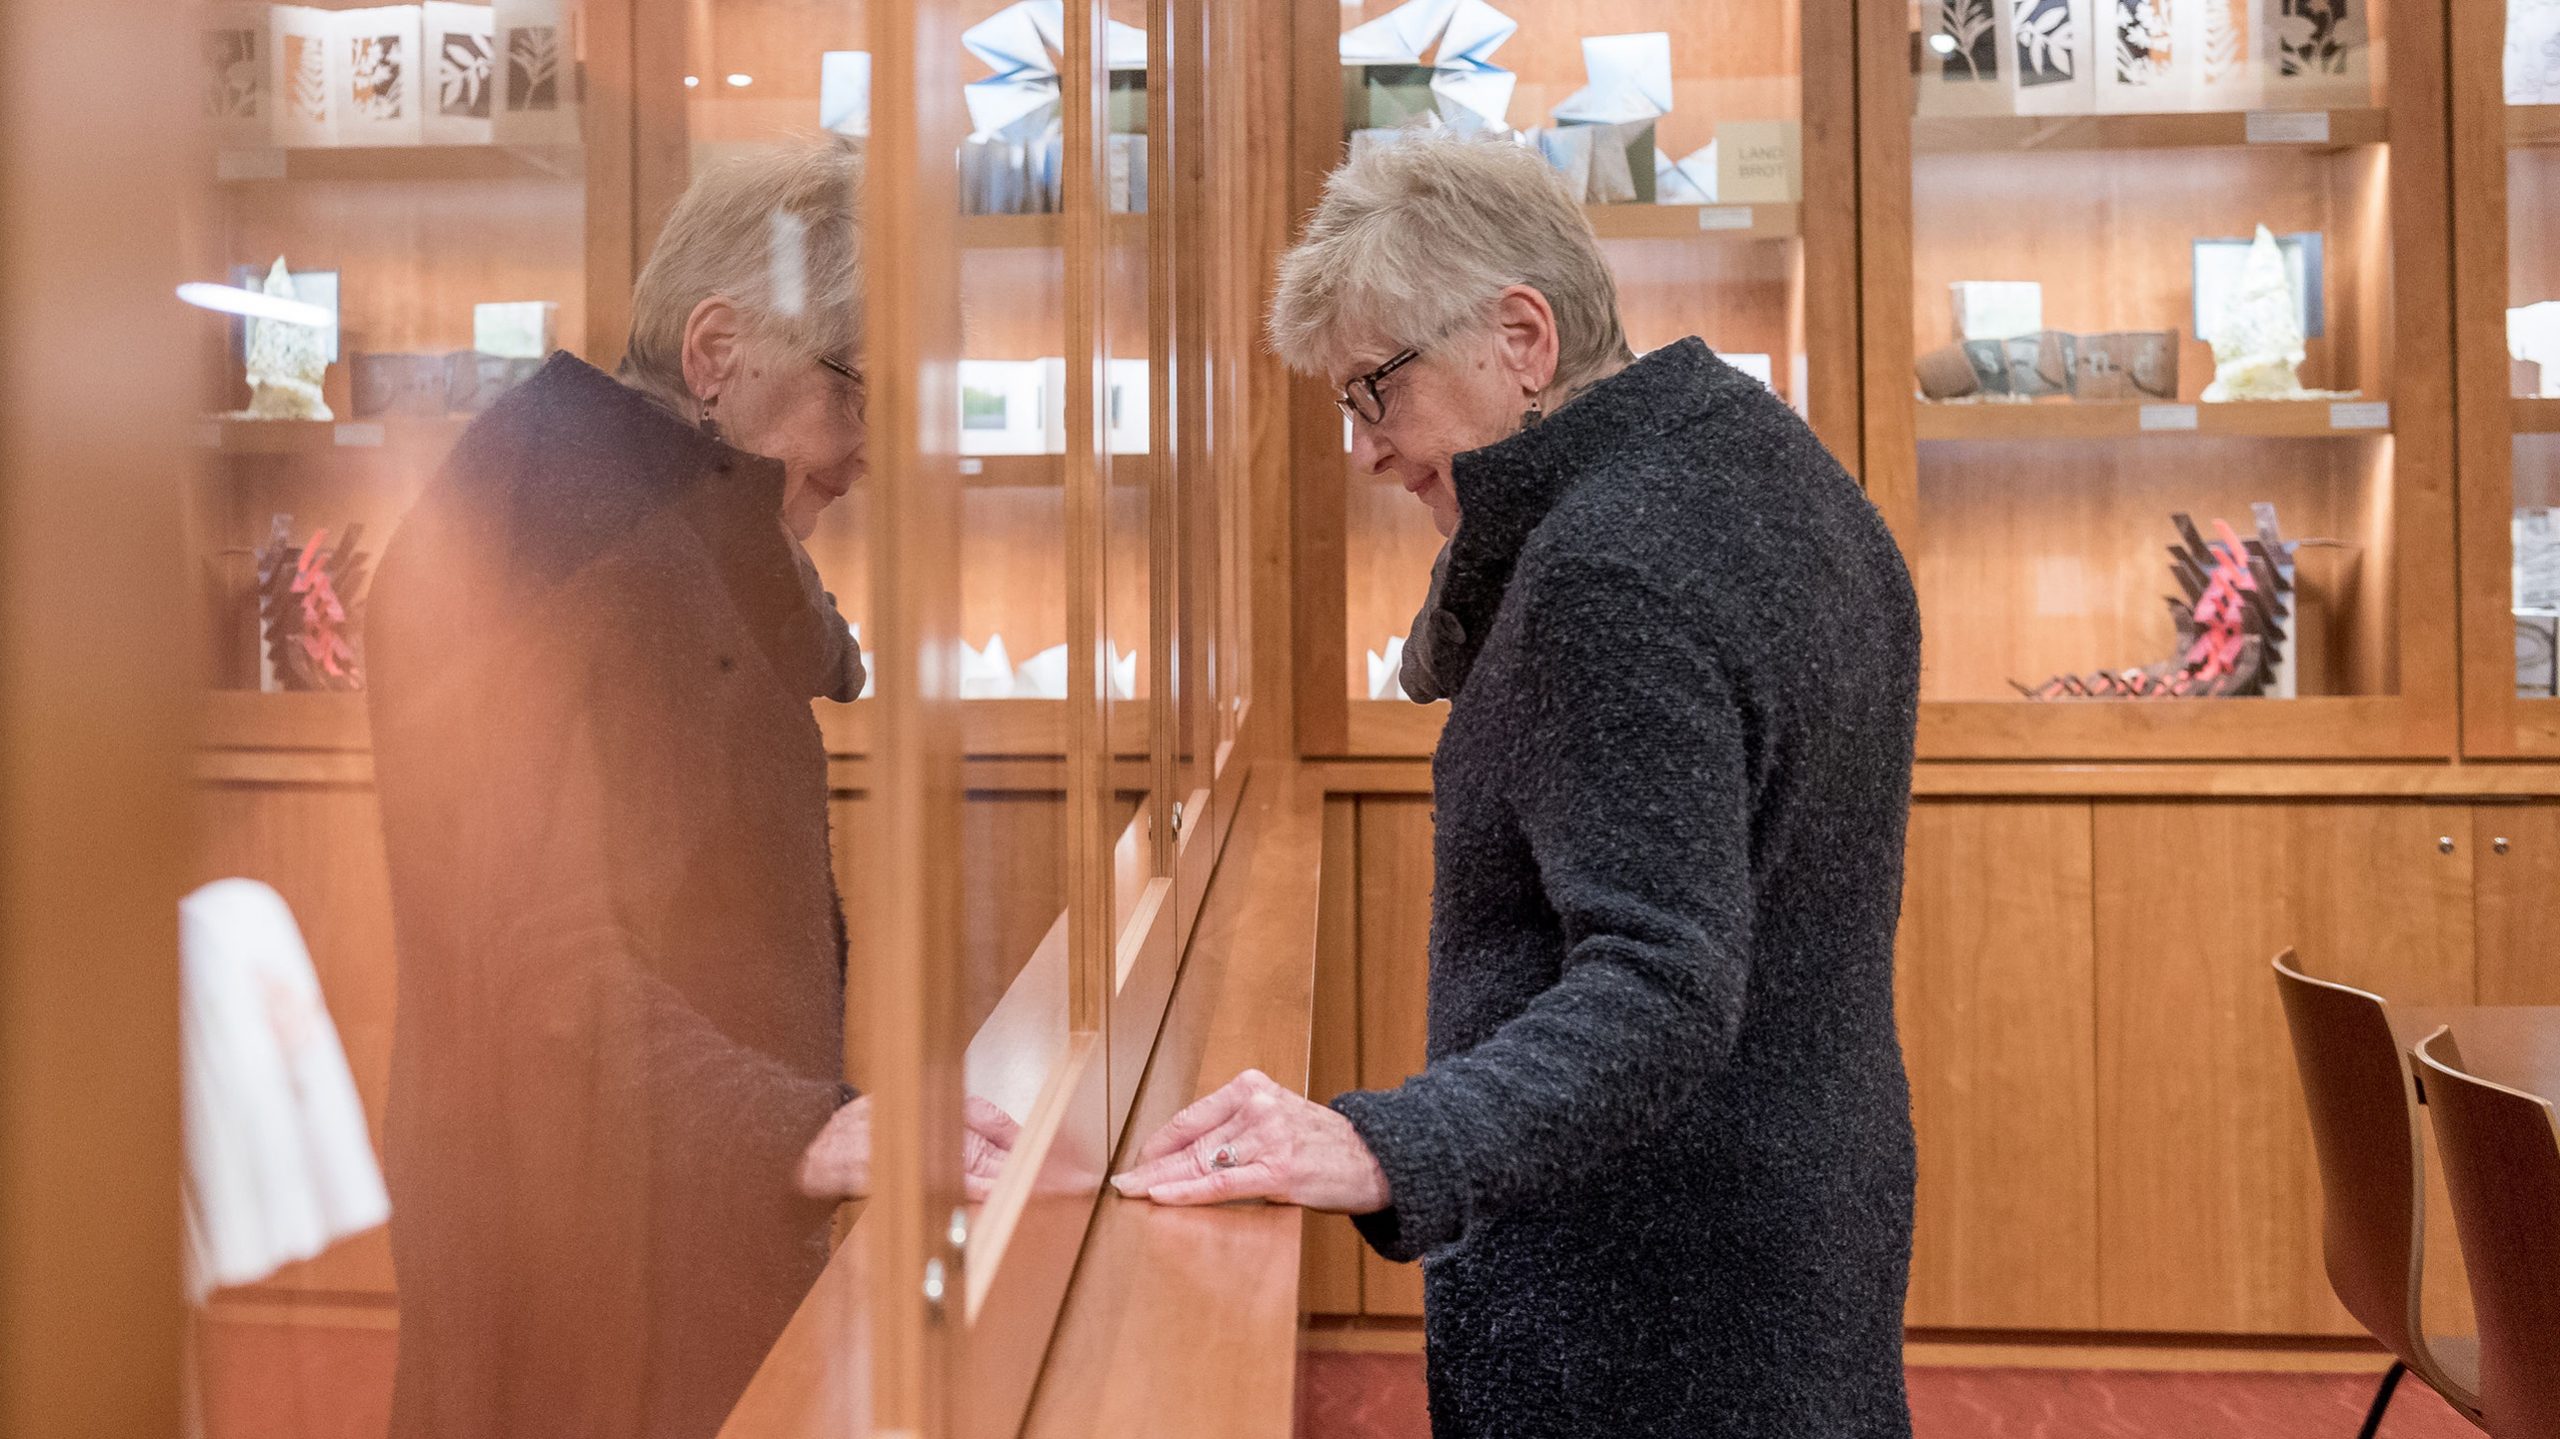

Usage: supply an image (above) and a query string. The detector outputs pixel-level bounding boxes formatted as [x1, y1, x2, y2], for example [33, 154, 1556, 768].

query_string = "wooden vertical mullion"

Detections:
[2454, 0, 2531, 754]
[1854, 0, 1917, 543]
[1801, 0, 1865, 478]
[1288, 0, 1349, 756]
[861, 0, 966, 1431]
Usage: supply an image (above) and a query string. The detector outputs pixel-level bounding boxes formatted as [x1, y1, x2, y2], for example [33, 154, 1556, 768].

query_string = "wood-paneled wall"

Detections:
[1303, 790, 2560, 1345]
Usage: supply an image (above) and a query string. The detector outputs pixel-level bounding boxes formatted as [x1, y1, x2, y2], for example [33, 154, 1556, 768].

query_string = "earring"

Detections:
[1519, 398, 1544, 431]
[698, 392, 723, 442]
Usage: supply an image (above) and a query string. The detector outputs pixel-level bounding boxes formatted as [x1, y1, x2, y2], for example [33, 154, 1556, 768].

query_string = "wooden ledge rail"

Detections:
[1019, 771, 1323, 1439]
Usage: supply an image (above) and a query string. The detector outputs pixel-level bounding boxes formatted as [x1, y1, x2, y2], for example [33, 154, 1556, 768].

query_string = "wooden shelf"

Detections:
[1914, 108, 2387, 155]
[199, 690, 370, 751]
[1914, 398, 2393, 441]
[2511, 105, 2560, 148]
[199, 416, 474, 457]
[1584, 201, 1800, 242]
[959, 212, 1149, 249]
[2519, 398, 2560, 435]
[216, 144, 584, 184]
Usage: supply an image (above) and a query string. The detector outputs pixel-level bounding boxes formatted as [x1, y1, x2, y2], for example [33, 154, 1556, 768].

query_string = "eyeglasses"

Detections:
[1334, 348, 1420, 427]
[818, 353, 863, 387]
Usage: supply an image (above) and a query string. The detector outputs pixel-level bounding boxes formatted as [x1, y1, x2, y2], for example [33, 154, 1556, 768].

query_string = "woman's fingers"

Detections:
[1130, 1074, 1253, 1165]
[964, 1095, 1022, 1148]
[1112, 1107, 1255, 1196]
[1143, 1158, 1278, 1208]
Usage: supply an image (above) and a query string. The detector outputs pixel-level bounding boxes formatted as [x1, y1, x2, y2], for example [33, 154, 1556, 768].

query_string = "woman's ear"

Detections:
[678, 296, 744, 407]
[1490, 284, 1560, 397]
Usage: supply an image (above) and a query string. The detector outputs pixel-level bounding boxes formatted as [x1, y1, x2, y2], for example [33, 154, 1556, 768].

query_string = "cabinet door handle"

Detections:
[2439, 836, 2457, 855]
[2495, 836, 2512, 855]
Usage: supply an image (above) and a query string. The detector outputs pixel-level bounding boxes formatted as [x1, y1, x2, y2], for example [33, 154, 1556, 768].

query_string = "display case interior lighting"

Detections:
[726, 73, 754, 88]
[685, 74, 700, 88]
[1927, 31, 1959, 56]
[176, 282, 332, 331]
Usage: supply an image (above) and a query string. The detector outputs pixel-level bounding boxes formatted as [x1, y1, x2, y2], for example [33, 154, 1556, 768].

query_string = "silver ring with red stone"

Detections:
[1210, 1144, 1241, 1170]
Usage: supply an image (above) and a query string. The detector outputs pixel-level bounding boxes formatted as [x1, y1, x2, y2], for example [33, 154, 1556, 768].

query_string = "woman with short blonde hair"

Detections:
[1119, 129, 1923, 1439]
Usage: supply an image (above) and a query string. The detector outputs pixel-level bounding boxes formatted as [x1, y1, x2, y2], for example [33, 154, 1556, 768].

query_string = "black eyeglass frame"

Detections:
[1335, 347, 1420, 426]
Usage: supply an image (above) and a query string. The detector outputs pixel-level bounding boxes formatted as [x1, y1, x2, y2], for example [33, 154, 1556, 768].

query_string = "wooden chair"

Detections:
[2270, 951, 2483, 1436]
[2413, 1027, 2560, 1437]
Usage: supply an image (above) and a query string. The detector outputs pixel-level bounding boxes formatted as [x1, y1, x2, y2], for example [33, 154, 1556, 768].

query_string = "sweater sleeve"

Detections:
[1333, 554, 1755, 1261]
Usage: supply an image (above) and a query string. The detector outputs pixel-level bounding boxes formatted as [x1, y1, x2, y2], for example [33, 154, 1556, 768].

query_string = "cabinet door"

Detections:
[2474, 803, 2560, 1004]
[1353, 795, 1435, 1318]
[2093, 802, 2475, 1334]
[1897, 800, 2099, 1329]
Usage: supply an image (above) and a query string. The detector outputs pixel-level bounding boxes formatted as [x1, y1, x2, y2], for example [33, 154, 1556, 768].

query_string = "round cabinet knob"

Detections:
[2439, 836, 2457, 855]
[2496, 836, 2512, 855]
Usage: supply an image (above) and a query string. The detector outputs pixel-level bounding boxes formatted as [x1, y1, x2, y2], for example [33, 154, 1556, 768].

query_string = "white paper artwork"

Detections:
[1340, 0, 1521, 136]
[2184, 0, 2257, 110]
[2258, 0, 2369, 108]
[335, 7, 425, 147]
[1109, 644, 1140, 702]
[2201, 225, 2308, 401]
[1655, 142, 1717, 203]
[1950, 280, 2044, 341]
[821, 50, 872, 136]
[1015, 643, 1069, 700]
[270, 6, 342, 147]
[493, 0, 579, 144]
[2097, 0, 2186, 113]
[473, 301, 558, 358]
[180, 878, 390, 1302]
[1917, 0, 2015, 116]
[957, 358, 1059, 455]
[2010, 0, 2098, 114]
[1367, 636, 1410, 701]
[423, 2, 495, 145]
[239, 258, 335, 421]
[2513, 0, 2560, 105]
[2517, 510, 2560, 613]
[961, 634, 1016, 698]
[2510, 302, 2560, 398]
[1546, 32, 1673, 203]
[202, 3, 272, 148]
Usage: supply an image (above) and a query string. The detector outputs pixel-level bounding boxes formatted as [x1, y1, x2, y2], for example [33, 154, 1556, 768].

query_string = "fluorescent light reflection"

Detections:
[176, 282, 332, 329]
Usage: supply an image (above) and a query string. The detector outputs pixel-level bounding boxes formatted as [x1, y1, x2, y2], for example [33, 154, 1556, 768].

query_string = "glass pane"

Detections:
[1907, 3, 2396, 705]
[943, 0, 1073, 1198]
[1338, 2, 1810, 697]
[183, 0, 883, 1431]
[2508, 0, 2560, 696]
[1105, 0, 1163, 948]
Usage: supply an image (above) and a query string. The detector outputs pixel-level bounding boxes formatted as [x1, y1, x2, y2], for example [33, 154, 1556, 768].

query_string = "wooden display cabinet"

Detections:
[1289, 0, 1862, 758]
[2454, 0, 2560, 754]
[1859, 0, 2459, 762]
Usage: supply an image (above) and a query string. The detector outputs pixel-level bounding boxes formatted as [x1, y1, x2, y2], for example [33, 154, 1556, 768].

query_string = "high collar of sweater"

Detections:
[445, 351, 860, 701]
[1412, 337, 1716, 700]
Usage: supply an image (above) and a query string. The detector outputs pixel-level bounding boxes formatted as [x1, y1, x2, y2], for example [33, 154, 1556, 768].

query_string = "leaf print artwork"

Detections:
[2014, 0, 2076, 85]
[2196, 0, 2245, 89]
[350, 34, 406, 121]
[287, 33, 329, 123]
[2276, 0, 2349, 77]
[2112, 0, 2171, 87]
[204, 29, 261, 118]
[508, 26, 560, 112]
[1936, 0, 2001, 79]
[440, 34, 492, 117]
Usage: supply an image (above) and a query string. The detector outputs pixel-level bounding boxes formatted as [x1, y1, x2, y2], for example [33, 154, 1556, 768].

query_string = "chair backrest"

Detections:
[2414, 1027, 2560, 1438]
[2269, 951, 2455, 1396]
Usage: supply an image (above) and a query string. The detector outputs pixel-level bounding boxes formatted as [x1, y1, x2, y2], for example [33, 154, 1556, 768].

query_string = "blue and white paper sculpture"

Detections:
[1546, 31, 1673, 203]
[959, 1, 1145, 213]
[1339, 0, 1519, 136]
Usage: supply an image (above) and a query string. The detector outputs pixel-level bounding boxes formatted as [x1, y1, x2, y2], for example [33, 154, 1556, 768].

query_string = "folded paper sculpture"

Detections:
[240, 258, 334, 421]
[2201, 225, 2308, 401]
[255, 515, 371, 691]
[1654, 142, 1716, 203]
[960, 1, 1141, 213]
[1367, 636, 1410, 701]
[2514, 0, 2560, 103]
[961, 634, 1016, 699]
[2015, 505, 2310, 701]
[1340, 0, 1519, 137]
[1548, 31, 1672, 203]
[2510, 301, 2560, 398]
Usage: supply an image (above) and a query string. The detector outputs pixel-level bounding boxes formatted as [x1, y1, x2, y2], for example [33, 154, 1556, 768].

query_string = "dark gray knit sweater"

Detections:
[1330, 338, 1921, 1438]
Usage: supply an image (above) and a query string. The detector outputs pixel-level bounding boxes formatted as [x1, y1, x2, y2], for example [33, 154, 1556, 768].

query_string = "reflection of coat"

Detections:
[367, 354, 860, 1439]
[1333, 339, 1921, 1437]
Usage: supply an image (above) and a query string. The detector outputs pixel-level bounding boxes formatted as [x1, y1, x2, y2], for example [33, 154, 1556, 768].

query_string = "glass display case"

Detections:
[1862, 0, 2459, 759]
[1295, 0, 1860, 755]
[2457, 0, 2560, 753]
[179, 0, 1261, 1434]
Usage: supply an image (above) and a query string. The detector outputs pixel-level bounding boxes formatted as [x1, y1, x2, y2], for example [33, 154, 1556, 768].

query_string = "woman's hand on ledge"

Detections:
[1109, 1069, 1390, 1214]
[798, 1094, 1023, 1203]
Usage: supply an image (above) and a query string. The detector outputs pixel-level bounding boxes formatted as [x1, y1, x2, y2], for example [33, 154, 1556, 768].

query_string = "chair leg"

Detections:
[2355, 1360, 2406, 1439]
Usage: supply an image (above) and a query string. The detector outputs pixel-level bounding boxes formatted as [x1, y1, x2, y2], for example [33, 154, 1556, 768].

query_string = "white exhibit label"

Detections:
[333, 423, 386, 448]
[2139, 404, 2200, 432]
[2246, 110, 2331, 145]
[1696, 206, 1755, 232]
[2330, 401, 2391, 430]
[215, 148, 288, 181]
[956, 457, 985, 476]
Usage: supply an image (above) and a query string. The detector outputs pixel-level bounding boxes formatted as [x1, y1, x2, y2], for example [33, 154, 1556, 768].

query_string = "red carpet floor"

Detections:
[1294, 1351, 2486, 1439]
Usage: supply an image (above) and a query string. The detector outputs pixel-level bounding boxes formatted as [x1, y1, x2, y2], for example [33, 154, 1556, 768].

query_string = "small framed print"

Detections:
[200, 3, 271, 148]
[2096, 0, 2189, 113]
[270, 5, 342, 147]
[2258, 0, 2369, 108]
[956, 359, 1054, 456]
[1916, 0, 2018, 117]
[2009, 0, 2098, 115]
[493, 0, 581, 145]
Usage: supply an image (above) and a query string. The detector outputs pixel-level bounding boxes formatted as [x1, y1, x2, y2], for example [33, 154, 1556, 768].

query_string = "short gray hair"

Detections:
[621, 137, 864, 410]
[1268, 130, 1631, 389]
